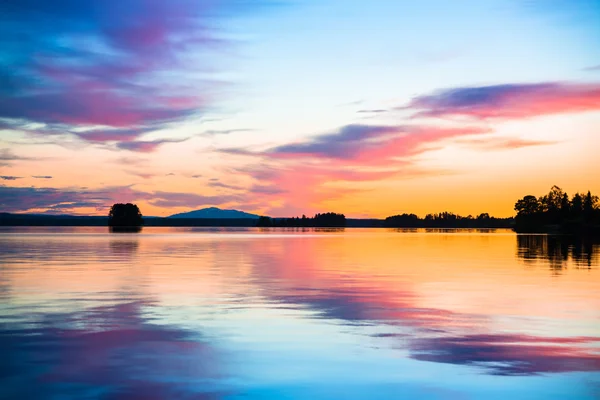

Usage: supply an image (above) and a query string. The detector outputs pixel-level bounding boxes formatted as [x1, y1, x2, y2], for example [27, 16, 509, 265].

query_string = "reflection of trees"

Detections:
[517, 235, 598, 270]
[109, 239, 139, 256]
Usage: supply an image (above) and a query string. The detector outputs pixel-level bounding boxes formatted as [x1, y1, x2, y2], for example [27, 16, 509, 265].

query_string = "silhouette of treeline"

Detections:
[514, 186, 600, 235]
[257, 212, 346, 227]
[383, 212, 513, 228]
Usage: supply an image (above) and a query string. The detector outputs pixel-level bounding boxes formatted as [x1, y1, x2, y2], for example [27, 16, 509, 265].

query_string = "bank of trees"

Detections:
[257, 212, 346, 227]
[384, 212, 512, 228]
[514, 186, 599, 234]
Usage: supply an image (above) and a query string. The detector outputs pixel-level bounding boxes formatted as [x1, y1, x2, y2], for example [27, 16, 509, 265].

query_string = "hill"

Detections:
[168, 207, 260, 219]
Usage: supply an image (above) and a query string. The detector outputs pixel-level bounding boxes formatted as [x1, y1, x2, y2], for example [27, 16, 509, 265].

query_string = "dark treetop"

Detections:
[108, 203, 143, 230]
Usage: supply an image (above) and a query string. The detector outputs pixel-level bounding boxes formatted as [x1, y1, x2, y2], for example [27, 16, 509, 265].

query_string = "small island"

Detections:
[108, 203, 143, 232]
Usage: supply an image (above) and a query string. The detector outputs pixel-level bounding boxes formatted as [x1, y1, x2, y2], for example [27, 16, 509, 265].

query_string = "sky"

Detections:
[0, 0, 599, 218]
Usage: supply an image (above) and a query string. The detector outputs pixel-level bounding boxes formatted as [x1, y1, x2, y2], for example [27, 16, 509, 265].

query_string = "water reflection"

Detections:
[0, 228, 599, 399]
[517, 235, 599, 270]
[0, 300, 225, 399]
[109, 238, 139, 256]
[109, 226, 142, 233]
[243, 234, 600, 376]
[410, 333, 600, 376]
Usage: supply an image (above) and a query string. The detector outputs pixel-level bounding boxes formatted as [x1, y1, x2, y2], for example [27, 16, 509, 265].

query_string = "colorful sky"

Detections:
[1, 0, 599, 218]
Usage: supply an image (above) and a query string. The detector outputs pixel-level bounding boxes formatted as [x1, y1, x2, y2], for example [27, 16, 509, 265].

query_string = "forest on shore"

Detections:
[514, 186, 599, 235]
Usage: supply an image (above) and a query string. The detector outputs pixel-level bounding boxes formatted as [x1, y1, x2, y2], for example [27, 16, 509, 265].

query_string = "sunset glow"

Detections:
[1, 1, 599, 217]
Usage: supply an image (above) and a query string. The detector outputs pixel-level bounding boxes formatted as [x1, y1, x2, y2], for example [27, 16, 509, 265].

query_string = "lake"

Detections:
[1, 227, 599, 399]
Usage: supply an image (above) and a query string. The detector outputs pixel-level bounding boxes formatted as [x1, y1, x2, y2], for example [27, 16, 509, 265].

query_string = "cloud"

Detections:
[207, 180, 244, 191]
[0, 185, 113, 213]
[458, 137, 559, 150]
[228, 124, 489, 163]
[0, 185, 243, 213]
[147, 190, 241, 209]
[201, 128, 255, 136]
[73, 128, 154, 143]
[222, 123, 489, 216]
[356, 109, 388, 114]
[403, 82, 600, 120]
[114, 156, 148, 166]
[125, 171, 155, 180]
[0, 148, 32, 166]
[584, 64, 600, 72]
[0, 1, 274, 151]
[116, 138, 188, 153]
[1, 176, 23, 180]
[32, 175, 53, 179]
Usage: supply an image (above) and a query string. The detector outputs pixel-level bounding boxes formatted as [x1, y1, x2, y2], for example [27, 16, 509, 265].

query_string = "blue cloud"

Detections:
[0, 0, 277, 150]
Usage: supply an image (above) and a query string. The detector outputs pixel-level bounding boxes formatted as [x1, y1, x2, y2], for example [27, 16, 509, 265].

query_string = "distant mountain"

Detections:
[168, 207, 260, 219]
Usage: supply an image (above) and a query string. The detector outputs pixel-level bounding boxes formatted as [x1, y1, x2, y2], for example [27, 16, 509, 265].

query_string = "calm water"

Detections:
[1, 227, 599, 399]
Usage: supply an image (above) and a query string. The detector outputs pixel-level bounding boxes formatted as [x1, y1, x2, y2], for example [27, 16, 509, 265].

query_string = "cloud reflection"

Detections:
[0, 301, 226, 399]
[410, 333, 600, 376]
[244, 234, 600, 376]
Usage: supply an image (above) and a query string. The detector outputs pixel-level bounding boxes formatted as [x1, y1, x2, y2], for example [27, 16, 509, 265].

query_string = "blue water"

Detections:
[1, 227, 599, 399]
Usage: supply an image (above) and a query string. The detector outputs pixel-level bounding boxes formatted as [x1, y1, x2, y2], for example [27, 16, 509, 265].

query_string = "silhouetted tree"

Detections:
[384, 213, 419, 228]
[560, 193, 571, 220]
[313, 212, 346, 227]
[515, 195, 540, 216]
[583, 191, 597, 221]
[108, 203, 143, 232]
[571, 193, 584, 219]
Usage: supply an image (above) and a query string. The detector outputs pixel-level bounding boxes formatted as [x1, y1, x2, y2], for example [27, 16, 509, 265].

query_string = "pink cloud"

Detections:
[404, 82, 600, 120]
[223, 124, 489, 215]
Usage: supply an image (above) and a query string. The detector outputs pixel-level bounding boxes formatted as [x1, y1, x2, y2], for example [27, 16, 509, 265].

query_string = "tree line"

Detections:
[100, 185, 599, 235]
[383, 212, 512, 228]
[514, 186, 599, 234]
[257, 212, 347, 227]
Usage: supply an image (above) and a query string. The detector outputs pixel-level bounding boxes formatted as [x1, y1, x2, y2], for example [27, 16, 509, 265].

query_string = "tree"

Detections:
[514, 195, 539, 216]
[313, 212, 346, 227]
[108, 203, 143, 230]
[571, 193, 584, 219]
[384, 213, 419, 228]
[583, 191, 598, 220]
[560, 193, 571, 219]
[539, 185, 564, 217]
